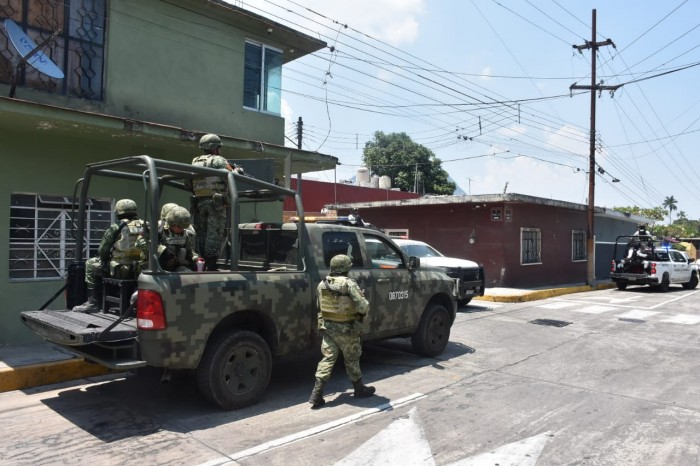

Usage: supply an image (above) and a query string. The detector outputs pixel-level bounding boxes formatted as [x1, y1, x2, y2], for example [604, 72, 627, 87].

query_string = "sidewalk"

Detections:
[0, 281, 615, 394]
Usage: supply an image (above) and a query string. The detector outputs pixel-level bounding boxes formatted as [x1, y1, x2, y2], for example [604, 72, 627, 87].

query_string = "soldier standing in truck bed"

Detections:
[189, 133, 243, 271]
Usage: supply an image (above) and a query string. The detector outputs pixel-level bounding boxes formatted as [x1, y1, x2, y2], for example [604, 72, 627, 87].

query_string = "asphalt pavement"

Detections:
[0, 281, 615, 394]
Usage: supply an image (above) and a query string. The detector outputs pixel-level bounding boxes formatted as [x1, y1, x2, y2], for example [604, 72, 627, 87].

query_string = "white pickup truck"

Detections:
[610, 235, 699, 291]
[392, 238, 485, 306]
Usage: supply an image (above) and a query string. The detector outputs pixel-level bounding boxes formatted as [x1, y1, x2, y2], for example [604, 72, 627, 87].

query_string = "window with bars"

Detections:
[572, 230, 586, 262]
[0, 0, 107, 100]
[10, 193, 113, 281]
[243, 40, 282, 114]
[521, 227, 541, 265]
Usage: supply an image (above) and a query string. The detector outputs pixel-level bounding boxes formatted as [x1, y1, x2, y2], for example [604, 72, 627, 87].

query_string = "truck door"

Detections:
[360, 233, 414, 338]
[670, 250, 689, 282]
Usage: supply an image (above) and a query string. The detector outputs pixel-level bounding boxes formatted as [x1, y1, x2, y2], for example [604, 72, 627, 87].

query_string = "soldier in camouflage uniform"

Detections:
[73, 199, 145, 313]
[190, 133, 244, 271]
[138, 205, 199, 272]
[309, 254, 376, 408]
[159, 207, 199, 272]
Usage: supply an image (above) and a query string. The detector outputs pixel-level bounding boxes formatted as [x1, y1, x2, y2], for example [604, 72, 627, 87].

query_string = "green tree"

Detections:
[612, 205, 666, 222]
[662, 195, 678, 223]
[362, 131, 456, 194]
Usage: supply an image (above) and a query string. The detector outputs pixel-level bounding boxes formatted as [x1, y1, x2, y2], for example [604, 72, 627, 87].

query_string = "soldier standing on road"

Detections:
[73, 199, 145, 313]
[189, 133, 243, 271]
[309, 254, 376, 409]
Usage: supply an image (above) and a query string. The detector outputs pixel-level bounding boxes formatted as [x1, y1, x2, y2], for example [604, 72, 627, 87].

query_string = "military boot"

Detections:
[73, 287, 102, 313]
[308, 378, 326, 409]
[204, 256, 218, 272]
[352, 378, 376, 398]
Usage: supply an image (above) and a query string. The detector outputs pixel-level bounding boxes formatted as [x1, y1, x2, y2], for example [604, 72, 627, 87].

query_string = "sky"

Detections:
[235, 0, 700, 223]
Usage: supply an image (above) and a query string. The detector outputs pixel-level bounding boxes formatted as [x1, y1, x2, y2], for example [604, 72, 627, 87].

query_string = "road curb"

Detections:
[475, 282, 616, 303]
[0, 358, 117, 393]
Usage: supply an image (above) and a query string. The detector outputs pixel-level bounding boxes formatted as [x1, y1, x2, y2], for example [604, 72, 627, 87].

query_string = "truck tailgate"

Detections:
[20, 310, 138, 346]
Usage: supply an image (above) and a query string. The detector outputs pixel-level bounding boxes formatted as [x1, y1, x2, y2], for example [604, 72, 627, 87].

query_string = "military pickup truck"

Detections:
[20, 156, 458, 410]
[609, 235, 699, 291]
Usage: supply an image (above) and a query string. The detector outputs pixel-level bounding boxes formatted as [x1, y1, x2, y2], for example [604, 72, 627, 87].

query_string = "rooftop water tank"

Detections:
[379, 175, 391, 189]
[356, 167, 370, 186]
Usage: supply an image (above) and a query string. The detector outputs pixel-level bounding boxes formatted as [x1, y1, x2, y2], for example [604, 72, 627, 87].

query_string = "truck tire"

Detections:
[659, 273, 670, 292]
[616, 282, 628, 291]
[197, 330, 272, 410]
[411, 303, 451, 357]
[682, 271, 699, 290]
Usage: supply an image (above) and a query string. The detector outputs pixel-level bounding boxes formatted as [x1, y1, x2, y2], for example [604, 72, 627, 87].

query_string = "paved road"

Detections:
[1, 286, 699, 465]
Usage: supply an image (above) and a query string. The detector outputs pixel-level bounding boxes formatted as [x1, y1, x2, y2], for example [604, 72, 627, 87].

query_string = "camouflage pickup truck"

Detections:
[20, 156, 458, 410]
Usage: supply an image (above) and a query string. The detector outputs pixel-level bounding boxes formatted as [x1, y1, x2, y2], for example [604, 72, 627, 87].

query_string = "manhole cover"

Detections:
[529, 318, 571, 327]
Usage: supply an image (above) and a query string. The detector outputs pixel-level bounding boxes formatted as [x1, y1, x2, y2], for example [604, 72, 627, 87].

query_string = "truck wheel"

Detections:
[682, 272, 699, 289]
[659, 273, 670, 292]
[411, 303, 451, 357]
[197, 330, 272, 410]
[457, 297, 472, 307]
[616, 282, 627, 291]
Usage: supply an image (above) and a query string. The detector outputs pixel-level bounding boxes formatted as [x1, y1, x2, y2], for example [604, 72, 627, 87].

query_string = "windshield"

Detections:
[400, 243, 444, 258]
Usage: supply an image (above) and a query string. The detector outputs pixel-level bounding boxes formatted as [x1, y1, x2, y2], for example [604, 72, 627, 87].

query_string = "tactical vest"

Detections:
[162, 228, 192, 266]
[112, 219, 145, 264]
[319, 276, 357, 322]
[191, 155, 227, 196]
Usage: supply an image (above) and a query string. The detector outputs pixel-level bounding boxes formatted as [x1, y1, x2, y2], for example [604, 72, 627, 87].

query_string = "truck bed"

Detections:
[21, 310, 137, 345]
[20, 310, 144, 370]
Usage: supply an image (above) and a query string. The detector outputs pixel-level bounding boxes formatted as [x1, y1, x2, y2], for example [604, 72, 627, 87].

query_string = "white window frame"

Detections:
[243, 40, 283, 114]
[572, 229, 587, 262]
[9, 193, 113, 281]
[521, 227, 542, 265]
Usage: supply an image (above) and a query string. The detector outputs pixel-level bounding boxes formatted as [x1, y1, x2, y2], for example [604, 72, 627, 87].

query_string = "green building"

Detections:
[0, 0, 337, 345]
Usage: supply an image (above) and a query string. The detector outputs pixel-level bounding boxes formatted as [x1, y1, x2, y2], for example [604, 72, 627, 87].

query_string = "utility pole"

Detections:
[296, 116, 303, 150]
[570, 9, 617, 286]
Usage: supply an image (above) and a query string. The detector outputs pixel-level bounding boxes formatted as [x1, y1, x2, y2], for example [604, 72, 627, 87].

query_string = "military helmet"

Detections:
[330, 254, 353, 274]
[160, 203, 179, 220]
[115, 199, 137, 217]
[165, 206, 191, 229]
[199, 133, 222, 151]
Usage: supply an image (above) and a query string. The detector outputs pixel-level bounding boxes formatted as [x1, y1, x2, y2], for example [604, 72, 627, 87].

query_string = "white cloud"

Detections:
[481, 66, 492, 81]
[239, 0, 425, 46]
[477, 155, 587, 204]
[546, 124, 588, 157]
[497, 124, 527, 139]
[281, 97, 293, 123]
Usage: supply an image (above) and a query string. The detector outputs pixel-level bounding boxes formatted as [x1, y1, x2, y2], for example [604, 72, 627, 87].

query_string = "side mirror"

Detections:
[408, 256, 420, 270]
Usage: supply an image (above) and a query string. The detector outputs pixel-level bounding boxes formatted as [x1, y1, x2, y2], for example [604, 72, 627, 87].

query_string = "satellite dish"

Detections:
[4, 19, 64, 79]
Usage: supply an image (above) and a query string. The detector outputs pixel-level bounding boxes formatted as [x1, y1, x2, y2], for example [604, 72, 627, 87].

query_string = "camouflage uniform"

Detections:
[314, 275, 369, 382]
[84, 219, 145, 286]
[309, 254, 376, 408]
[138, 206, 199, 272]
[190, 152, 229, 259]
[74, 199, 145, 312]
[154, 226, 199, 272]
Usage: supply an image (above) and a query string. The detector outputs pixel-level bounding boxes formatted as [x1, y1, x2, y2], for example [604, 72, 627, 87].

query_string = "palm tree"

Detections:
[663, 195, 678, 224]
[677, 211, 687, 221]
